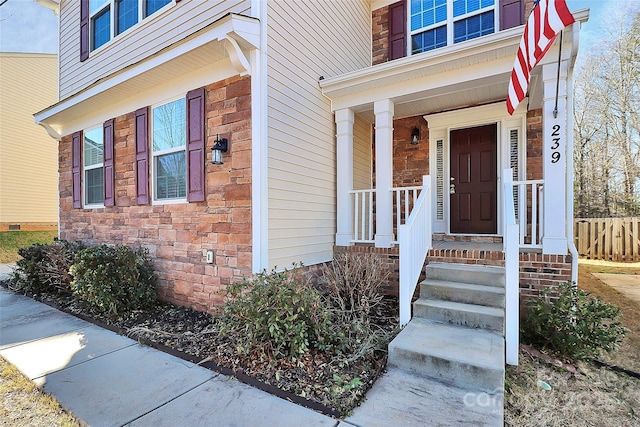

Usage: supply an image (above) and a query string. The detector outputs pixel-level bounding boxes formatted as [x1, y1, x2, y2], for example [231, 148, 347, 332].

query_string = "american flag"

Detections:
[506, 0, 575, 115]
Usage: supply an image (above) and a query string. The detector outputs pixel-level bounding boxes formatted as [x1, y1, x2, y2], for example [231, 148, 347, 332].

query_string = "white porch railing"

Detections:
[398, 175, 432, 326]
[511, 179, 544, 248]
[504, 169, 520, 365]
[351, 189, 375, 243]
[351, 184, 423, 244]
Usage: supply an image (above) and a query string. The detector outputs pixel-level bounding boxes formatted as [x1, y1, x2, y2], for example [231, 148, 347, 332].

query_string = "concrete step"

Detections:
[420, 279, 505, 308]
[413, 299, 504, 332]
[388, 318, 505, 392]
[425, 262, 505, 287]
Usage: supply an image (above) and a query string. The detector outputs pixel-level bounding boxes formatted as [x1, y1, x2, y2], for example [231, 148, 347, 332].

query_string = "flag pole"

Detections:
[553, 30, 564, 118]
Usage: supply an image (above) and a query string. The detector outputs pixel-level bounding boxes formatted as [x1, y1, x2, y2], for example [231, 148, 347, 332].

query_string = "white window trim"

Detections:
[408, 0, 500, 54]
[150, 96, 187, 205]
[83, 124, 105, 209]
[90, 0, 174, 55]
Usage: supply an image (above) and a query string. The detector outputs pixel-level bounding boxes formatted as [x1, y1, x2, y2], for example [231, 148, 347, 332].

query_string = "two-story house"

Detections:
[35, 0, 588, 377]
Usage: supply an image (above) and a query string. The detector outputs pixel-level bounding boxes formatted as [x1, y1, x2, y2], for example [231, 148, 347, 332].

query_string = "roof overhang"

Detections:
[35, 13, 260, 139]
[33, 0, 60, 15]
[320, 9, 589, 122]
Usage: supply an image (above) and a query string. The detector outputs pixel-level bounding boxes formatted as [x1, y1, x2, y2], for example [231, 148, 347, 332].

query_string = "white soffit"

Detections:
[35, 13, 260, 139]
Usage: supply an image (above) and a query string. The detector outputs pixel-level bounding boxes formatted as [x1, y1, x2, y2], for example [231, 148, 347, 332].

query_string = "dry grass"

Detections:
[0, 357, 84, 427]
[0, 231, 58, 263]
[505, 260, 640, 426]
[505, 351, 639, 427]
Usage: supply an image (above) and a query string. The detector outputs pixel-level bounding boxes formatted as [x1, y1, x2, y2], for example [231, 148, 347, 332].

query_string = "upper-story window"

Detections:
[410, 0, 496, 54]
[89, 0, 172, 51]
[83, 126, 104, 206]
[151, 98, 187, 201]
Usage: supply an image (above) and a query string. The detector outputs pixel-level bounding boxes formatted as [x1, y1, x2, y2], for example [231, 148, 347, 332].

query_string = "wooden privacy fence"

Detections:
[574, 217, 640, 262]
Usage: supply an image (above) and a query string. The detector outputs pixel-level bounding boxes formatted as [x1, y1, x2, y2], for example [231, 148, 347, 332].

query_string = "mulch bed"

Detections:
[0, 280, 399, 417]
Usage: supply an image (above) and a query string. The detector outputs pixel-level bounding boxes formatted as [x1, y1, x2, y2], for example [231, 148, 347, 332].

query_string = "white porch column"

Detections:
[335, 108, 354, 246]
[374, 99, 394, 248]
[541, 61, 569, 254]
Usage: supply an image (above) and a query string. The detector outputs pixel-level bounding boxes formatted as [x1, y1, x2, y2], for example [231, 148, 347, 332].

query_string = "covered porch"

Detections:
[320, 14, 586, 365]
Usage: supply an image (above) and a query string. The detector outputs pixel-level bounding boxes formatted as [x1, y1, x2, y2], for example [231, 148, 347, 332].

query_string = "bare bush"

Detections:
[321, 252, 389, 332]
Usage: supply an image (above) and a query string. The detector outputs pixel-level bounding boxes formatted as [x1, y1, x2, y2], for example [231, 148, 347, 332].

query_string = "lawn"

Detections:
[0, 231, 58, 263]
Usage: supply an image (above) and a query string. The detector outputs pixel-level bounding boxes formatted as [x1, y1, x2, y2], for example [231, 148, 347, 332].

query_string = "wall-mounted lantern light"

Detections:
[211, 135, 228, 164]
[411, 127, 420, 145]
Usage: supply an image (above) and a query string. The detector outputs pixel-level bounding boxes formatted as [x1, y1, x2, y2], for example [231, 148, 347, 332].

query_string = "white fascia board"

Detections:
[35, 13, 260, 135]
[327, 54, 515, 112]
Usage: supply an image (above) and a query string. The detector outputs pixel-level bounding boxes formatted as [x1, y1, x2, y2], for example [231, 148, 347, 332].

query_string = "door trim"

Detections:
[425, 102, 527, 236]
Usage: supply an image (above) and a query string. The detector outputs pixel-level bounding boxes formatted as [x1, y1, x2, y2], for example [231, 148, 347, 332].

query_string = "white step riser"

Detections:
[426, 264, 505, 287]
[413, 301, 504, 333]
[421, 282, 505, 308]
[388, 348, 505, 392]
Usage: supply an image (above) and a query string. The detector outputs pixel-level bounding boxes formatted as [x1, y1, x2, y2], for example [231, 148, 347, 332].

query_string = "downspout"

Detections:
[566, 21, 580, 286]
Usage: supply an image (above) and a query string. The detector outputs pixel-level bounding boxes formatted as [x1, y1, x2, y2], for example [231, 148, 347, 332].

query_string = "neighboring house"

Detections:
[0, 53, 58, 231]
[34, 0, 588, 367]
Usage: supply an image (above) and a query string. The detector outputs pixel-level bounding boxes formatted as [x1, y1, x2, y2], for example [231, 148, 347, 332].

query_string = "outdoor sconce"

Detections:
[211, 135, 228, 165]
[411, 127, 420, 145]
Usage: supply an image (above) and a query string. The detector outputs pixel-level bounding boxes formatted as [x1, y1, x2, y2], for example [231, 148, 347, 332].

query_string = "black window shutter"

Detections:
[389, 0, 407, 60]
[72, 131, 82, 208]
[103, 118, 115, 206]
[186, 88, 206, 202]
[80, 0, 89, 61]
[135, 107, 150, 205]
[500, 0, 524, 30]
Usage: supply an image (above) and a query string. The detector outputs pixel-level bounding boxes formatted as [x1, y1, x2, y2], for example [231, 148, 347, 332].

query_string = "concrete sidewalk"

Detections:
[0, 286, 345, 427]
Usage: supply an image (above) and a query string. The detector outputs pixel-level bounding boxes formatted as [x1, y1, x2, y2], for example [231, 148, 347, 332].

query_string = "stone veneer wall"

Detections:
[58, 75, 252, 313]
[372, 5, 389, 65]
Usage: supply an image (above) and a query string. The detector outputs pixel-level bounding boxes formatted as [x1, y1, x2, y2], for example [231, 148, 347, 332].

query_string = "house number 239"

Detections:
[550, 124, 561, 164]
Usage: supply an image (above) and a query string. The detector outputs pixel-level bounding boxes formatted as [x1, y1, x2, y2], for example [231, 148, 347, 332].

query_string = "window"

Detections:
[152, 98, 186, 201]
[86, 0, 172, 52]
[90, 0, 110, 50]
[116, 0, 138, 35]
[411, 0, 496, 54]
[146, 0, 171, 17]
[84, 126, 104, 206]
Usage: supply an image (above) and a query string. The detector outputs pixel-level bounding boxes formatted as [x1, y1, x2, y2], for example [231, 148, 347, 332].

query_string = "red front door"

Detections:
[450, 124, 497, 234]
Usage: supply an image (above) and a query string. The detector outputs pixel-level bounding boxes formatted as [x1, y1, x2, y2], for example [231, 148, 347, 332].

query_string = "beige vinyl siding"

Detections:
[266, 0, 371, 268]
[0, 54, 59, 226]
[58, 0, 251, 99]
[353, 115, 373, 190]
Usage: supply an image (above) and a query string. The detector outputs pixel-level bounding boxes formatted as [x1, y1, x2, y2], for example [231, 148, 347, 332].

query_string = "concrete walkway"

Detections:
[0, 264, 501, 426]
[592, 273, 640, 303]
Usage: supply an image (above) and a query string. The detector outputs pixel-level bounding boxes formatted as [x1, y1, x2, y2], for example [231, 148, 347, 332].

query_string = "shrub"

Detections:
[321, 252, 394, 359]
[521, 282, 627, 360]
[321, 252, 388, 329]
[12, 240, 85, 294]
[70, 244, 157, 315]
[217, 265, 347, 360]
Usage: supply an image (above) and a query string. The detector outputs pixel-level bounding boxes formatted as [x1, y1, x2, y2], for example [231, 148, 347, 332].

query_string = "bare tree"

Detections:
[574, 3, 640, 217]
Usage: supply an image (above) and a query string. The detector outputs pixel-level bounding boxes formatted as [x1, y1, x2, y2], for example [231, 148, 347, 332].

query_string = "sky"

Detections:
[0, 0, 634, 58]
